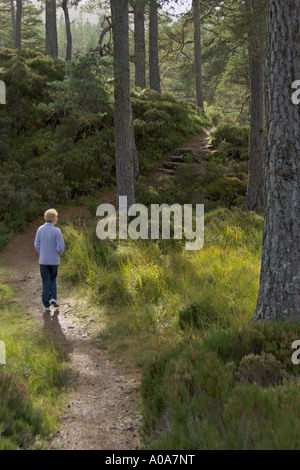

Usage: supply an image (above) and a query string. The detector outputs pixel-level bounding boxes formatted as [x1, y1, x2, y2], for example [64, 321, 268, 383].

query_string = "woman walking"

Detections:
[34, 209, 65, 313]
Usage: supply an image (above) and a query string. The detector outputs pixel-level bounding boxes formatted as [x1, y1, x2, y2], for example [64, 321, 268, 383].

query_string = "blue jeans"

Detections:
[39, 265, 58, 308]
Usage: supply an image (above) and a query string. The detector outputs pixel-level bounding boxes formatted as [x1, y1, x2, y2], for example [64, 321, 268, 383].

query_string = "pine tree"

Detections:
[45, 0, 58, 57]
[244, 0, 267, 210]
[0, 0, 43, 50]
[131, 0, 146, 88]
[60, 0, 72, 61]
[15, 0, 22, 49]
[149, 0, 161, 92]
[251, 0, 300, 322]
[111, 0, 136, 209]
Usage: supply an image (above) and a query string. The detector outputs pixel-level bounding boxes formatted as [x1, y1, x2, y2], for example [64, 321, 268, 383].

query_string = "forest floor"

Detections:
[0, 128, 211, 450]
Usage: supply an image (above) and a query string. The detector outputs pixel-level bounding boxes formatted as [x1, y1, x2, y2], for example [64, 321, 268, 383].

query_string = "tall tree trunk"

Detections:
[134, 0, 146, 88]
[193, 0, 204, 110]
[45, 0, 58, 58]
[244, 0, 266, 210]
[15, 0, 22, 50]
[149, 0, 161, 93]
[62, 0, 72, 61]
[250, 0, 300, 323]
[111, 0, 136, 209]
[130, 114, 140, 181]
[11, 0, 16, 43]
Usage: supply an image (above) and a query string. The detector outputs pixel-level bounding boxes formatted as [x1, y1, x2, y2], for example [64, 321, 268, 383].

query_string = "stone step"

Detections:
[169, 155, 188, 163]
[159, 168, 176, 176]
[169, 155, 202, 165]
[163, 162, 181, 170]
[173, 149, 193, 155]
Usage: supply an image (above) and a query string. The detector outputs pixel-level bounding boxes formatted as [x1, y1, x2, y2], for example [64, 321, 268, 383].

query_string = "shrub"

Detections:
[41, 55, 111, 117]
[0, 140, 10, 162]
[24, 163, 70, 204]
[202, 174, 248, 206]
[203, 321, 300, 372]
[0, 369, 44, 449]
[26, 55, 65, 82]
[217, 140, 240, 159]
[141, 321, 300, 450]
[210, 125, 249, 148]
[0, 170, 43, 231]
[236, 352, 289, 388]
[201, 161, 227, 184]
[1, 57, 46, 130]
[143, 108, 170, 123]
[206, 108, 224, 127]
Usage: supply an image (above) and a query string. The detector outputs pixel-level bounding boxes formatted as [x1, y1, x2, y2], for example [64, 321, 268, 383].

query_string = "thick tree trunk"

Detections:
[15, 0, 22, 50]
[11, 0, 16, 42]
[134, 0, 146, 88]
[149, 0, 161, 93]
[193, 0, 204, 110]
[45, 0, 58, 58]
[244, 0, 266, 210]
[250, 0, 300, 323]
[130, 109, 140, 181]
[62, 0, 72, 61]
[111, 0, 136, 209]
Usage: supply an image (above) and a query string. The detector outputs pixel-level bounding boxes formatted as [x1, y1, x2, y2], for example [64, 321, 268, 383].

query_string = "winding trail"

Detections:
[0, 129, 211, 450]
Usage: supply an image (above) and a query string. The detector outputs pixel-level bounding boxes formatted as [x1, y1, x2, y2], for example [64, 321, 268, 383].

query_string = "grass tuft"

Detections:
[0, 270, 70, 449]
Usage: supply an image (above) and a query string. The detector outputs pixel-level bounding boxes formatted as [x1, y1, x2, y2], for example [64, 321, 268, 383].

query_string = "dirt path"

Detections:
[0, 129, 211, 450]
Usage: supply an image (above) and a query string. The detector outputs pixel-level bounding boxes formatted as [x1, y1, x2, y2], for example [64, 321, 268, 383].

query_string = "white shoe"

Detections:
[45, 307, 51, 313]
[50, 299, 59, 308]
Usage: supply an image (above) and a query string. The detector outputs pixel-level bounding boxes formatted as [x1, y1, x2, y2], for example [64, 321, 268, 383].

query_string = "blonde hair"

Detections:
[44, 208, 58, 223]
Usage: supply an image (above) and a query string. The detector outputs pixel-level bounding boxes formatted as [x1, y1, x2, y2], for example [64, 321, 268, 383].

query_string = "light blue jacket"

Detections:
[34, 222, 65, 265]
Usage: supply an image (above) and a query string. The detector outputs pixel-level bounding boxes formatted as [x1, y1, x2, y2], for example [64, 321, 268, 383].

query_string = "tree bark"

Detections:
[244, 0, 266, 210]
[11, 0, 16, 42]
[15, 0, 22, 50]
[45, 0, 58, 58]
[134, 0, 146, 88]
[61, 0, 72, 61]
[193, 0, 204, 110]
[250, 0, 300, 323]
[130, 109, 140, 181]
[149, 0, 161, 93]
[111, 0, 136, 209]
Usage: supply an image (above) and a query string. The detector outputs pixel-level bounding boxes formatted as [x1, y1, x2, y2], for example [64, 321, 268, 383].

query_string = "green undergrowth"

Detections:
[0, 48, 209, 251]
[141, 321, 300, 450]
[0, 270, 71, 450]
[60, 206, 263, 366]
[59, 194, 300, 449]
[209, 124, 250, 164]
[136, 158, 249, 211]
